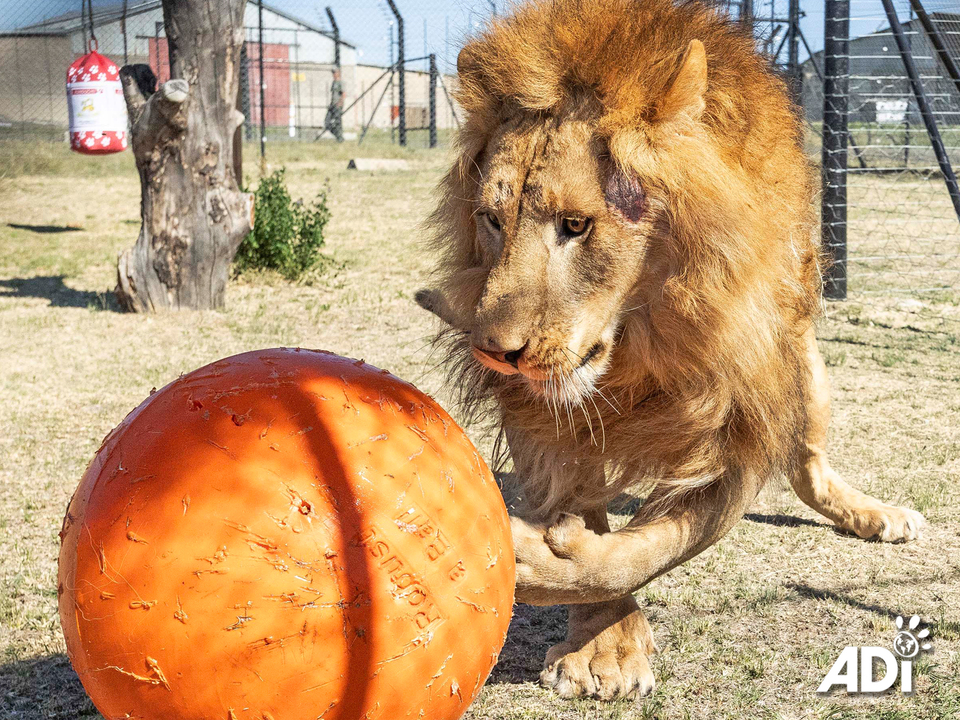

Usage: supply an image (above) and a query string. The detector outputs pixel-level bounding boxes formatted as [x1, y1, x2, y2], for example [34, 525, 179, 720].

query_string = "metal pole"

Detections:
[258, 0, 266, 172]
[360, 76, 393, 145]
[121, 0, 129, 64]
[389, 24, 395, 143]
[234, 66, 243, 186]
[741, 0, 753, 28]
[155, 21, 163, 80]
[429, 53, 437, 148]
[325, 7, 341, 68]
[769, 0, 775, 55]
[904, 3, 912, 169]
[787, 0, 801, 99]
[257, 0, 267, 175]
[821, 0, 850, 300]
[240, 42, 252, 141]
[325, 8, 343, 143]
[880, 0, 960, 221]
[908, 0, 960, 97]
[385, 0, 406, 146]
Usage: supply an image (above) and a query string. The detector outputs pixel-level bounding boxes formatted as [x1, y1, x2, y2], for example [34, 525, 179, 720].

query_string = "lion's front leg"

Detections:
[506, 428, 762, 700]
[512, 469, 765, 605]
[541, 596, 657, 700]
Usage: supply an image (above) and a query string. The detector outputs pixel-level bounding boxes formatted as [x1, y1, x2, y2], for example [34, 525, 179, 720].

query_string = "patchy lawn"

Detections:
[1, 141, 958, 720]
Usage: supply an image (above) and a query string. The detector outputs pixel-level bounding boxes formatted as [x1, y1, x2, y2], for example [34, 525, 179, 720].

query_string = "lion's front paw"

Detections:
[839, 499, 926, 543]
[540, 598, 656, 700]
[511, 514, 604, 605]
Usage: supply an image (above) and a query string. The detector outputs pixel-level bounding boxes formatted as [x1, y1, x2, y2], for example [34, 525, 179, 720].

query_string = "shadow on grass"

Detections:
[785, 583, 902, 619]
[744, 512, 828, 530]
[489, 473, 568, 686]
[7, 223, 83, 234]
[488, 603, 568, 686]
[0, 276, 119, 311]
[0, 653, 98, 719]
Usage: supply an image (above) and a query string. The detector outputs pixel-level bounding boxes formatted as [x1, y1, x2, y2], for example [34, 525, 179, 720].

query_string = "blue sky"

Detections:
[5, 0, 904, 71]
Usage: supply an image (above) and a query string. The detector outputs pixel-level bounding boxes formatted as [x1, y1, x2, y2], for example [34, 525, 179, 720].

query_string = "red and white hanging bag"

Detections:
[67, 42, 128, 155]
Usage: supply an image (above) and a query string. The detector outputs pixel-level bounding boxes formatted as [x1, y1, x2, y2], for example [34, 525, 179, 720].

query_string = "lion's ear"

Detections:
[657, 39, 708, 122]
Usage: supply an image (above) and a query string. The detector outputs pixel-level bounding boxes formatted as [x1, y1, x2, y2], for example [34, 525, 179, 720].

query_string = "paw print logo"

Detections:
[893, 615, 932, 659]
[84, 137, 95, 148]
[108, 65, 116, 74]
[98, 72, 106, 81]
[101, 136, 111, 147]
[90, 64, 99, 74]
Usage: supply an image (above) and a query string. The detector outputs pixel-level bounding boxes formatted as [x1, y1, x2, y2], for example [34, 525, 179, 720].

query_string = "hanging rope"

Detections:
[82, 0, 98, 52]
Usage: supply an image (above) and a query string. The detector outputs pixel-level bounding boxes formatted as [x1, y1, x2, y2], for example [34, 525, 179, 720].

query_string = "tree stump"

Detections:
[116, 0, 253, 312]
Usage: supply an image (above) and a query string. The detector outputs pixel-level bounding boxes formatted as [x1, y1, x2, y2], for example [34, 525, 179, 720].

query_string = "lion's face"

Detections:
[468, 117, 661, 403]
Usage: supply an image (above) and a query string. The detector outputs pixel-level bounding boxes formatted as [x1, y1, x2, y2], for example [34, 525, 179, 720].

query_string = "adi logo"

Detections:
[817, 615, 932, 694]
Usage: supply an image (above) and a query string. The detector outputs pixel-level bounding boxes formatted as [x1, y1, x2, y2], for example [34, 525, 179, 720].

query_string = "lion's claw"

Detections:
[540, 596, 657, 700]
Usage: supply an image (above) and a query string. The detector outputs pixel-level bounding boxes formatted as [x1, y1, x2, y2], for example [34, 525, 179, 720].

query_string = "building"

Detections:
[800, 12, 960, 126]
[0, 0, 459, 139]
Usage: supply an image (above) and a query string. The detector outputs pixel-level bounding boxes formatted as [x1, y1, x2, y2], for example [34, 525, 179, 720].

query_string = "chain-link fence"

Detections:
[710, 0, 960, 297]
[811, 0, 960, 296]
[0, 0, 468, 148]
[1, 0, 958, 296]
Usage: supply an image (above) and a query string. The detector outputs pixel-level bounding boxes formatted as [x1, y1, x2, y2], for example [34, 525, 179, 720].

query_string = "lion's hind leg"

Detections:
[791, 329, 925, 542]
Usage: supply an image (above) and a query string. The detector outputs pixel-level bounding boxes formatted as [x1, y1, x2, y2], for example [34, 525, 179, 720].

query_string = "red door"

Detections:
[148, 38, 291, 128]
[246, 43, 291, 128]
[147, 37, 171, 85]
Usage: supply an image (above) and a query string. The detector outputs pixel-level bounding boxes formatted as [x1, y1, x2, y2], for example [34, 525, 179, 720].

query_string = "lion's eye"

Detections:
[483, 212, 502, 232]
[561, 217, 590, 237]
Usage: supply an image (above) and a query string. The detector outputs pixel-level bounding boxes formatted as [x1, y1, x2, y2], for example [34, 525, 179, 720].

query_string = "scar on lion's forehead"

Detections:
[481, 162, 521, 206]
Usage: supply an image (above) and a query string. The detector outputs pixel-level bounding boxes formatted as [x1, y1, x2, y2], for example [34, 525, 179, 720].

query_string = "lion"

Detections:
[416, 0, 926, 700]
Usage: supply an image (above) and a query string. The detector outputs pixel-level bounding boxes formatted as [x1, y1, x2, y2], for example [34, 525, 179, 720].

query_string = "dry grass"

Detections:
[1, 141, 959, 720]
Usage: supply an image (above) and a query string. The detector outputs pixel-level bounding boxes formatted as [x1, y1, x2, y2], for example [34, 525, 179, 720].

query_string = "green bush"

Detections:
[234, 168, 331, 280]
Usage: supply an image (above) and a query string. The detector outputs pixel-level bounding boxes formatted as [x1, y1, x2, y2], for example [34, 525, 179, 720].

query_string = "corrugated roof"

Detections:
[9, 0, 355, 48]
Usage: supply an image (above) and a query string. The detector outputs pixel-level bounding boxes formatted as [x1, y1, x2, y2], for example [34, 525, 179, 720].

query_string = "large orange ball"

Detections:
[58, 348, 514, 720]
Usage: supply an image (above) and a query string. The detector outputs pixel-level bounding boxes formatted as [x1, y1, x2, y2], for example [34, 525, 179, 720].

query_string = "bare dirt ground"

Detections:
[1, 142, 958, 719]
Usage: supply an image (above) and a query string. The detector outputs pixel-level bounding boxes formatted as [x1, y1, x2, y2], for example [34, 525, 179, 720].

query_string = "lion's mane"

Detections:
[427, 0, 823, 516]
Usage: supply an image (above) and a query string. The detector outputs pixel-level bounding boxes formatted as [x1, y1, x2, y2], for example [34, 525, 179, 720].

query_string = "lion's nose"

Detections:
[473, 341, 528, 369]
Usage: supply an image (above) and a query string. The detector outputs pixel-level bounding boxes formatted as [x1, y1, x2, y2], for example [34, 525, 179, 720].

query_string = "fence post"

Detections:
[821, 0, 849, 300]
[240, 43, 252, 141]
[787, 0, 801, 99]
[154, 21, 163, 79]
[326, 7, 341, 68]
[325, 7, 344, 142]
[258, 0, 266, 173]
[909, 0, 960, 97]
[385, 0, 406, 146]
[429, 54, 437, 148]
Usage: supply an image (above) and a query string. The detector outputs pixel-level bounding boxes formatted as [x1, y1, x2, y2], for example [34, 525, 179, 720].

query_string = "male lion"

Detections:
[416, 0, 926, 700]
